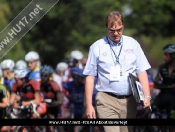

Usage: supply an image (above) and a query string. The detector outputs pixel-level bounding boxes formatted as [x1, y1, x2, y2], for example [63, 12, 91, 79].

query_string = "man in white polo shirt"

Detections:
[83, 10, 151, 132]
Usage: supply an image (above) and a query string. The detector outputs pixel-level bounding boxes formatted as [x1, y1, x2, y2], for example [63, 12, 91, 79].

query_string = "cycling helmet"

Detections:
[56, 62, 68, 72]
[40, 65, 54, 76]
[1, 59, 15, 71]
[66, 57, 78, 67]
[14, 68, 30, 78]
[25, 51, 39, 62]
[16, 60, 27, 69]
[70, 67, 84, 79]
[163, 44, 175, 53]
[70, 50, 83, 60]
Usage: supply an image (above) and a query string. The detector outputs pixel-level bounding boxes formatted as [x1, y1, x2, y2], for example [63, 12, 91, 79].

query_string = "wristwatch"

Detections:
[145, 95, 152, 99]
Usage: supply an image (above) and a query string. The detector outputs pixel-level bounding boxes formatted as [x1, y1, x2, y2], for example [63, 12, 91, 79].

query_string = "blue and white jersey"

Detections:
[83, 35, 151, 95]
[3, 73, 15, 91]
[28, 66, 41, 82]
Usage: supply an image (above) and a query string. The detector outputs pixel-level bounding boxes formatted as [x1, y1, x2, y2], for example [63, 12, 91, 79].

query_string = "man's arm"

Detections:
[85, 75, 96, 118]
[0, 98, 8, 108]
[137, 71, 151, 109]
[9, 93, 17, 106]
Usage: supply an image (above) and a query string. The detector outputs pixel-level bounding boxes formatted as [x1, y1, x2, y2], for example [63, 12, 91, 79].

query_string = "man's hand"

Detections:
[86, 105, 96, 119]
[143, 97, 151, 109]
[13, 103, 20, 108]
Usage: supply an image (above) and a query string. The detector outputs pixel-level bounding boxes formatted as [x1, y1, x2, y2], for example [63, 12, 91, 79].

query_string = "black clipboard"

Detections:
[128, 73, 144, 106]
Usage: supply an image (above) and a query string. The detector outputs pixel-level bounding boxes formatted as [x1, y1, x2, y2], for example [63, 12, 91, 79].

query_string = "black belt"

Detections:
[104, 92, 132, 99]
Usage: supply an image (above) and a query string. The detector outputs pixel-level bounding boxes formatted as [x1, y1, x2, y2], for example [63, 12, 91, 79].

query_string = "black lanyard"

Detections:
[106, 36, 123, 63]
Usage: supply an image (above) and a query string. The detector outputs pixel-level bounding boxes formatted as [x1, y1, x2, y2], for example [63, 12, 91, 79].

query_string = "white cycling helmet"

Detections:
[14, 68, 30, 78]
[70, 50, 83, 60]
[56, 62, 68, 72]
[25, 51, 39, 62]
[1, 59, 15, 71]
[16, 60, 27, 69]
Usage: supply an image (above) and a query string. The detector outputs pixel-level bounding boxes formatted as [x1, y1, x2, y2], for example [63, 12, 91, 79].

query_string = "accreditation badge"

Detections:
[110, 64, 121, 81]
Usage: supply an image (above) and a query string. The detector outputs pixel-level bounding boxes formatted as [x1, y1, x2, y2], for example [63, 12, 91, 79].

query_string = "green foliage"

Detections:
[0, 1, 10, 31]
[125, 0, 175, 37]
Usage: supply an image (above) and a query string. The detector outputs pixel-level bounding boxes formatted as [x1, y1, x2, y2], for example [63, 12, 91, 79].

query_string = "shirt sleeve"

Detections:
[135, 40, 151, 73]
[83, 44, 98, 76]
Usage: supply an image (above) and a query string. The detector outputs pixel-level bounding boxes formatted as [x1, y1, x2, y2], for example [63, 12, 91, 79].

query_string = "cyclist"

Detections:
[63, 67, 85, 118]
[54, 62, 71, 120]
[40, 65, 63, 118]
[25, 51, 41, 82]
[0, 68, 8, 132]
[40, 65, 64, 132]
[63, 67, 85, 132]
[10, 68, 46, 117]
[153, 44, 175, 115]
[54, 62, 68, 89]
[0, 59, 15, 100]
[9, 67, 47, 131]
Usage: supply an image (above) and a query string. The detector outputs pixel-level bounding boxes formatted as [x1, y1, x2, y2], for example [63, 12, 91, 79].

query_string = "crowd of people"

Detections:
[0, 50, 101, 132]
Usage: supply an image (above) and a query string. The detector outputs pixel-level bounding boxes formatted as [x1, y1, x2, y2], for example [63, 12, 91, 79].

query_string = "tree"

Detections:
[5, 0, 125, 67]
[125, 0, 175, 37]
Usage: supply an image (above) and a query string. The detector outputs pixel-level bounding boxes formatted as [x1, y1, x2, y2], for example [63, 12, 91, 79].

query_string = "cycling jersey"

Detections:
[0, 77, 4, 85]
[12, 80, 40, 101]
[28, 66, 41, 82]
[0, 84, 8, 103]
[153, 63, 175, 115]
[41, 80, 61, 100]
[41, 80, 61, 117]
[3, 73, 15, 92]
[154, 63, 175, 89]
[0, 84, 8, 119]
[63, 81, 84, 117]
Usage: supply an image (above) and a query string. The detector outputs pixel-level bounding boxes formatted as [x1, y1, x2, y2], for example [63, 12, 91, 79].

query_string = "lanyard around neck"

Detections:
[106, 36, 123, 63]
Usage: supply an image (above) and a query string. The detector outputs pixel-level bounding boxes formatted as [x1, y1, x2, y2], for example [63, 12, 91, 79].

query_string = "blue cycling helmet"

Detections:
[163, 44, 175, 53]
[40, 65, 54, 76]
[70, 67, 84, 79]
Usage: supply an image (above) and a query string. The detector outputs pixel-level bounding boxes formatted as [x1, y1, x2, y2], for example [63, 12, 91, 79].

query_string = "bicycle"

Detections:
[6, 101, 52, 132]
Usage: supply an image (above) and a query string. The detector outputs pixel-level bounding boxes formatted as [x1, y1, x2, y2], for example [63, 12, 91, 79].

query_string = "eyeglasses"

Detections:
[108, 28, 123, 33]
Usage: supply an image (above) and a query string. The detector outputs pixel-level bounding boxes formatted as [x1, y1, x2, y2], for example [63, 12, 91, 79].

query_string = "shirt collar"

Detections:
[106, 35, 122, 46]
